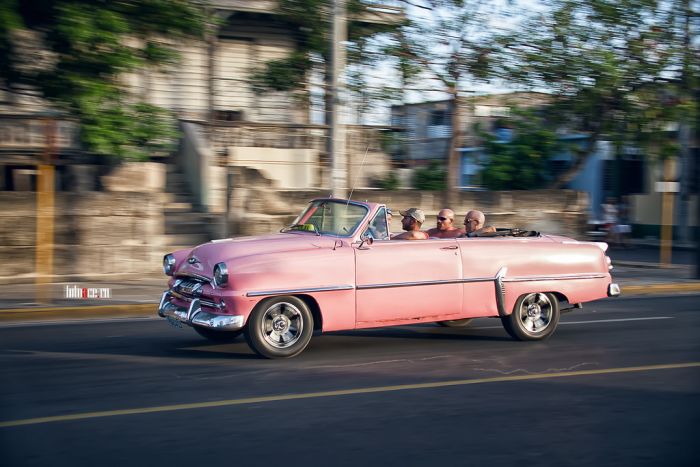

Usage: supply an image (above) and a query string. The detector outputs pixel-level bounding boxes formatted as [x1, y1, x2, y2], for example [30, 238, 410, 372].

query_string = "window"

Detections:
[290, 200, 369, 237]
[365, 207, 389, 240]
[429, 109, 448, 126]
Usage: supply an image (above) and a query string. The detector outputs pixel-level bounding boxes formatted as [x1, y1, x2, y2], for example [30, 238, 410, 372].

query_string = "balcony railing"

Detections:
[209, 1, 404, 24]
[209, 122, 328, 152]
[205, 121, 397, 155]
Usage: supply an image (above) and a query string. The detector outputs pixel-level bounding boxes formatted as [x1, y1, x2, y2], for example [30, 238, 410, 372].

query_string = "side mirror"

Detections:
[358, 233, 374, 249]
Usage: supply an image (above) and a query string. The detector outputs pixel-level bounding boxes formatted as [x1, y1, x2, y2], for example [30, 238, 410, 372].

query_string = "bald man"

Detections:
[462, 210, 496, 237]
[426, 208, 464, 238]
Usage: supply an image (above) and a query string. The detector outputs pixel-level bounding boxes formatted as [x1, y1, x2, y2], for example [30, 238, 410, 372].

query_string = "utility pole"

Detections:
[658, 158, 677, 267]
[35, 116, 56, 304]
[329, 0, 347, 198]
[696, 86, 700, 279]
[678, 0, 692, 244]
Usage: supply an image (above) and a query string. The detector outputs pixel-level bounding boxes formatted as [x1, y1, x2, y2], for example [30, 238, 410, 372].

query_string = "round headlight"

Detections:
[213, 262, 229, 287]
[163, 254, 176, 276]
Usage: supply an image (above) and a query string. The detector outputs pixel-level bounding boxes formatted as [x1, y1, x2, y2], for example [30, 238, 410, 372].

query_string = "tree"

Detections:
[382, 0, 506, 203]
[479, 109, 564, 190]
[498, 0, 698, 188]
[0, 0, 205, 160]
[252, 0, 400, 123]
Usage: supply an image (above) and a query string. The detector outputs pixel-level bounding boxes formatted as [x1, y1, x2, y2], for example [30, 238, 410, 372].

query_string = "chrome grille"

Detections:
[175, 278, 204, 297]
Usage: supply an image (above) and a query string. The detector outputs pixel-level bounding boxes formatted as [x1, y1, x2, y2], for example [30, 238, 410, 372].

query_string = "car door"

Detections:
[354, 239, 463, 326]
[456, 238, 504, 317]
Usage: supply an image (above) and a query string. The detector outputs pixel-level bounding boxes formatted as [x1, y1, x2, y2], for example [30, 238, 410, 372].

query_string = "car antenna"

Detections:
[346, 143, 370, 207]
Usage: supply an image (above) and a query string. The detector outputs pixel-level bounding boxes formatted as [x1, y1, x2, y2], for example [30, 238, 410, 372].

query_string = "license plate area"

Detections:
[166, 316, 183, 329]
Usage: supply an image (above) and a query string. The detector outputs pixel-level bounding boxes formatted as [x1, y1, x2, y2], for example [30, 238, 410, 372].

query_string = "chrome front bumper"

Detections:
[608, 283, 621, 297]
[157, 291, 244, 331]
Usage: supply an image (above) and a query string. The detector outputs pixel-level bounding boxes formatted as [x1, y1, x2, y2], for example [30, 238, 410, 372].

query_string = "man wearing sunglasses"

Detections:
[426, 208, 464, 239]
[462, 210, 496, 237]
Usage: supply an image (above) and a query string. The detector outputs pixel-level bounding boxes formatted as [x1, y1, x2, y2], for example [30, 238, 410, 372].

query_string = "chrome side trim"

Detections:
[504, 273, 607, 282]
[494, 267, 508, 317]
[246, 285, 355, 298]
[357, 277, 494, 290]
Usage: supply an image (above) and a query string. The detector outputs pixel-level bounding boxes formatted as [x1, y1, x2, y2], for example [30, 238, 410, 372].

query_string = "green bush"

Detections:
[376, 172, 400, 190]
[413, 162, 446, 190]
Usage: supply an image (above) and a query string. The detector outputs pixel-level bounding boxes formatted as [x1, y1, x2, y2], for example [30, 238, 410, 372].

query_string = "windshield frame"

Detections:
[283, 199, 371, 238]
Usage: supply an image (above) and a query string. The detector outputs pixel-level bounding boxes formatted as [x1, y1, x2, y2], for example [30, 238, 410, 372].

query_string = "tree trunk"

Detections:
[446, 90, 461, 207]
[548, 131, 601, 189]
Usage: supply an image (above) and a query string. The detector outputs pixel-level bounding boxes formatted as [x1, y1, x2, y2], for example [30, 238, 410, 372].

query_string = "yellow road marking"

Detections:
[1, 361, 698, 428]
[622, 283, 700, 295]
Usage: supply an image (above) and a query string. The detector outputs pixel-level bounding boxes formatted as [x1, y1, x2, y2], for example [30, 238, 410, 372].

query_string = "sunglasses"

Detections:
[437, 216, 451, 221]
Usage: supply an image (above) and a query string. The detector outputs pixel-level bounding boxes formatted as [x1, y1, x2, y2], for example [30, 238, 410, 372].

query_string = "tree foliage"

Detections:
[413, 161, 447, 190]
[252, 0, 401, 120]
[499, 0, 698, 186]
[383, 0, 507, 201]
[479, 110, 564, 190]
[0, 0, 205, 160]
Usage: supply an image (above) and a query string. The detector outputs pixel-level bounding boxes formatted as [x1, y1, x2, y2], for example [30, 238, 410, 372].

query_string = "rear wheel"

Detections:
[501, 292, 560, 341]
[245, 296, 314, 359]
[193, 327, 243, 342]
[436, 319, 473, 328]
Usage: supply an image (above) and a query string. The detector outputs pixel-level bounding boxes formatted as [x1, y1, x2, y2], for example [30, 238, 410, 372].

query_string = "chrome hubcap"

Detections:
[262, 302, 303, 349]
[518, 293, 552, 334]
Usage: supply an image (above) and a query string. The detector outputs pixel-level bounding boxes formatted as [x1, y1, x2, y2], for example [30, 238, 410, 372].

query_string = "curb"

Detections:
[0, 303, 156, 323]
[621, 283, 700, 296]
[613, 261, 692, 270]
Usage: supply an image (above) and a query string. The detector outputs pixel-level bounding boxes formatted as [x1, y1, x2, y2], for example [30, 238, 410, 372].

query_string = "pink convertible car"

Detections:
[159, 198, 619, 358]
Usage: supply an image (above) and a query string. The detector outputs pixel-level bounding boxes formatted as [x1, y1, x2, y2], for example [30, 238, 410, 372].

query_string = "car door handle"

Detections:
[440, 245, 458, 250]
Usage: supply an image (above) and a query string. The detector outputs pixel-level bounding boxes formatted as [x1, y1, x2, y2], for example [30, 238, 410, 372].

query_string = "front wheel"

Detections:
[501, 292, 560, 341]
[245, 296, 314, 359]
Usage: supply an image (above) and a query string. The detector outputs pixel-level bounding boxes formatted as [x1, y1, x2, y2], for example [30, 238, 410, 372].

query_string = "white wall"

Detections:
[228, 147, 319, 189]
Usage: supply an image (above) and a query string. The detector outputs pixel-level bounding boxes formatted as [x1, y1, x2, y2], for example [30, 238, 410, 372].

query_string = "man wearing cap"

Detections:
[426, 208, 464, 239]
[393, 208, 429, 240]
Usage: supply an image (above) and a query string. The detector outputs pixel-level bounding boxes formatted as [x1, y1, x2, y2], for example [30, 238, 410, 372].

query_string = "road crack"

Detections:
[474, 362, 598, 375]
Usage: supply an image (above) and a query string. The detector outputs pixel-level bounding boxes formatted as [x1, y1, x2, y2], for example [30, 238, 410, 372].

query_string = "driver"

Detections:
[392, 208, 429, 240]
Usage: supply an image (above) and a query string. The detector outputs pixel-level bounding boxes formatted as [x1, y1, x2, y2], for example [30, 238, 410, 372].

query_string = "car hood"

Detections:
[175, 233, 341, 278]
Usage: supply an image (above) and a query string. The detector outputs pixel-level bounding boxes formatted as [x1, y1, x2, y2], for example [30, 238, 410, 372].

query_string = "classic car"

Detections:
[158, 198, 620, 358]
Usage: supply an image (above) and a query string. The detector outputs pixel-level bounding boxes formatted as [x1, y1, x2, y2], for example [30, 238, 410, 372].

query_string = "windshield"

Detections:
[283, 200, 369, 237]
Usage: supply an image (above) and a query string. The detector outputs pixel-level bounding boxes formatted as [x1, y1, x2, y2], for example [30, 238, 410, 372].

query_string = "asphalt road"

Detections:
[1, 295, 698, 467]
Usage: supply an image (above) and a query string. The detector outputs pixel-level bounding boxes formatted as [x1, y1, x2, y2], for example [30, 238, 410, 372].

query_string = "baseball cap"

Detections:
[399, 207, 425, 224]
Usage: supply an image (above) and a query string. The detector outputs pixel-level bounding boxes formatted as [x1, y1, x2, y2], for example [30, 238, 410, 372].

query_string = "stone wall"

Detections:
[0, 191, 165, 281]
[0, 161, 589, 282]
[228, 169, 589, 239]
